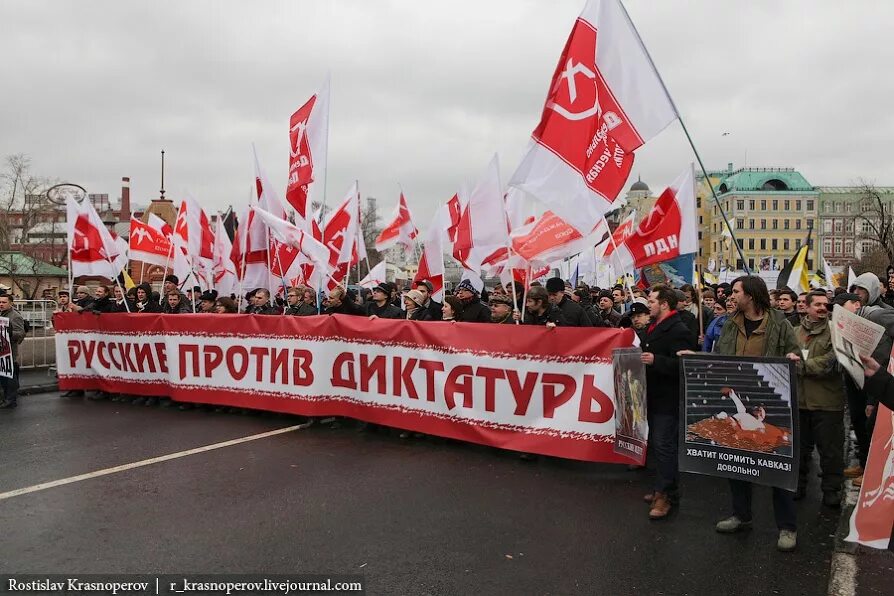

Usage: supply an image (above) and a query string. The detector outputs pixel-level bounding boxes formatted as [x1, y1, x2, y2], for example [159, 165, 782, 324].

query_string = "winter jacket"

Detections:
[523, 306, 568, 326]
[794, 317, 845, 411]
[596, 307, 622, 328]
[406, 307, 433, 321]
[555, 296, 593, 327]
[713, 309, 800, 358]
[245, 304, 283, 315]
[90, 296, 117, 314]
[0, 306, 26, 363]
[74, 296, 94, 311]
[702, 314, 728, 353]
[324, 300, 364, 317]
[676, 309, 700, 349]
[285, 303, 319, 316]
[163, 301, 192, 314]
[424, 299, 443, 321]
[365, 301, 403, 319]
[852, 272, 893, 309]
[457, 298, 491, 323]
[642, 312, 692, 416]
[863, 368, 894, 412]
[137, 300, 163, 313]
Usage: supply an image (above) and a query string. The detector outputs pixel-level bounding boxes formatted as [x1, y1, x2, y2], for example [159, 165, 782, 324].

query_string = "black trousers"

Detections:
[729, 479, 797, 531]
[798, 409, 844, 494]
[647, 411, 679, 495]
[845, 376, 877, 468]
[0, 362, 20, 404]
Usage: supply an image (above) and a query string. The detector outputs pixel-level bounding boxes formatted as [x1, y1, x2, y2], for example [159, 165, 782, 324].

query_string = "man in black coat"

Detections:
[323, 286, 364, 316]
[366, 284, 403, 319]
[454, 279, 491, 323]
[545, 277, 592, 327]
[640, 284, 692, 521]
[284, 287, 319, 316]
[413, 279, 443, 321]
[674, 290, 700, 349]
[90, 285, 117, 313]
[521, 286, 567, 326]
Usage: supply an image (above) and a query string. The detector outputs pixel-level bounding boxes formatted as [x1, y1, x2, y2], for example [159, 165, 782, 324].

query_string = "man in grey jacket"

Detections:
[0, 293, 26, 409]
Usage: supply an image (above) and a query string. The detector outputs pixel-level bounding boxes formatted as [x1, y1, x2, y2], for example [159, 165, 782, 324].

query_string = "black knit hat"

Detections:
[545, 277, 566, 293]
[164, 274, 179, 284]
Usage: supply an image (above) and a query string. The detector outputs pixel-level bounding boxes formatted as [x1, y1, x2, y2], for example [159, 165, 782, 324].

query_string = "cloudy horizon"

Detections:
[2, 0, 891, 226]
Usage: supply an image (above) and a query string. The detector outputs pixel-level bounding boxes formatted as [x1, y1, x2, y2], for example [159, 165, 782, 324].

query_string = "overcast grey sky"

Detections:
[1, 0, 891, 226]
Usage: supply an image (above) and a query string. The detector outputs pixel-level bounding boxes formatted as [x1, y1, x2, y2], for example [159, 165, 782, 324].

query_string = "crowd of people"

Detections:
[2, 269, 893, 555]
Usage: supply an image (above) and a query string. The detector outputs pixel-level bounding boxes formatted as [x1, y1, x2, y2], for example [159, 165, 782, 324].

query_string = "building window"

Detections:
[698, 231, 703, 241]
[737, 200, 745, 211]
[749, 200, 755, 210]
[749, 219, 755, 230]
[737, 238, 744, 249]
[862, 241, 872, 254]
[737, 259, 745, 270]
[862, 220, 872, 234]
[795, 219, 801, 230]
[823, 220, 833, 233]
[807, 199, 814, 211]
[696, 198, 702, 209]
[748, 238, 755, 250]
[784, 200, 790, 210]
[823, 239, 832, 254]
[784, 219, 790, 230]
[862, 201, 872, 213]
[760, 200, 767, 210]
[807, 218, 814, 230]
[807, 259, 814, 270]
[784, 239, 790, 251]
[772, 239, 778, 250]
[795, 200, 802, 211]
[834, 240, 842, 254]
[760, 219, 767, 229]
[747, 258, 755, 271]
[845, 241, 853, 255]
[835, 220, 843, 233]
[760, 238, 766, 250]
[772, 200, 779, 210]
[698, 215, 703, 225]
[736, 218, 745, 230]
[772, 219, 779, 230]
[846, 220, 853, 233]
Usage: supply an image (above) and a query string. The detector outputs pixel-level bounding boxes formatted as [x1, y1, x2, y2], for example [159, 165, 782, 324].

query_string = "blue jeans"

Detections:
[648, 412, 679, 495]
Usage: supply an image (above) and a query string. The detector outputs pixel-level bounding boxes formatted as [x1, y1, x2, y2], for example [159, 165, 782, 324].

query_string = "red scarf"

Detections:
[647, 309, 677, 335]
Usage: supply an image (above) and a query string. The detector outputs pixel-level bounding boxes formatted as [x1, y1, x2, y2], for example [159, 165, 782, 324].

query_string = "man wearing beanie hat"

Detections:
[454, 279, 491, 323]
[545, 277, 593, 327]
[404, 289, 433, 321]
[413, 279, 443, 321]
[71, 285, 94, 312]
[366, 284, 403, 319]
[594, 289, 622, 328]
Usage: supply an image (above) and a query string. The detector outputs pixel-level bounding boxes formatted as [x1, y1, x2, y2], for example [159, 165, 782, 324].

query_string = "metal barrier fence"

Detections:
[12, 299, 57, 369]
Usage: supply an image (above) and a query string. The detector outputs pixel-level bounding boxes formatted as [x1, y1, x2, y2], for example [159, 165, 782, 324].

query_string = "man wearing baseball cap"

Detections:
[489, 294, 515, 324]
[412, 279, 443, 321]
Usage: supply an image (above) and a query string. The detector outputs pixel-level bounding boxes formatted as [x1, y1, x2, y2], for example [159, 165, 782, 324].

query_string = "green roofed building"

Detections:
[0, 251, 69, 299]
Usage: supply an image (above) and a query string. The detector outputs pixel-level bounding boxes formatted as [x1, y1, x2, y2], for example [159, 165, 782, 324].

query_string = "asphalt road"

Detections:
[0, 392, 841, 595]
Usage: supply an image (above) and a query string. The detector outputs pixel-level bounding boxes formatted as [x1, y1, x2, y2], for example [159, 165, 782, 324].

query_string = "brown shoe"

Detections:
[643, 492, 656, 504]
[844, 465, 864, 479]
[649, 493, 672, 520]
[852, 475, 863, 487]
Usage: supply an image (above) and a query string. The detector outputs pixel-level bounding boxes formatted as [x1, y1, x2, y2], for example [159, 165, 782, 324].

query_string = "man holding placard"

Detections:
[794, 290, 845, 506]
[0, 292, 26, 409]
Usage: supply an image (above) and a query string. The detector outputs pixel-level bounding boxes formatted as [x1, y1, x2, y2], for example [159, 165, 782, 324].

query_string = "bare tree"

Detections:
[0, 153, 62, 298]
[852, 181, 894, 265]
[851, 246, 890, 279]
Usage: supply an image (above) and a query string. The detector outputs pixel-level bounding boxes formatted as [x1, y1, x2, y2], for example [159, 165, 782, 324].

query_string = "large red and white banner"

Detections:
[54, 313, 637, 463]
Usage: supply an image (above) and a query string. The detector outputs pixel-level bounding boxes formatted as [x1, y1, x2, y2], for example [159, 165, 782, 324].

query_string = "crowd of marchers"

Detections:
[5, 270, 894, 555]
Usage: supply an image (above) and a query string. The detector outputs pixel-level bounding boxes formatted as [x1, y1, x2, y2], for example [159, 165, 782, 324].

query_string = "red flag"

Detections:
[286, 79, 330, 222]
[413, 208, 447, 302]
[66, 196, 121, 278]
[129, 216, 171, 267]
[375, 192, 418, 252]
[603, 209, 637, 257]
[509, 0, 677, 234]
[615, 165, 696, 270]
[847, 404, 894, 549]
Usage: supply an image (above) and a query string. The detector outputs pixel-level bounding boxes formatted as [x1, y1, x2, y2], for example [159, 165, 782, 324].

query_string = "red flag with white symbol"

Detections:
[286, 78, 330, 224]
[129, 216, 171, 267]
[615, 165, 696, 270]
[509, 0, 677, 234]
[66, 196, 121, 278]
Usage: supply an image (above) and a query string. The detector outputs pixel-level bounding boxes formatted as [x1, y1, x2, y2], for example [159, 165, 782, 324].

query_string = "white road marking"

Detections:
[828, 552, 857, 596]
[0, 422, 310, 501]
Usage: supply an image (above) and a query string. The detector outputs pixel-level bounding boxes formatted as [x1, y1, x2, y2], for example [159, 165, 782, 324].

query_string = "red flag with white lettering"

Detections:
[129, 216, 171, 267]
[615, 165, 696, 270]
[509, 0, 677, 234]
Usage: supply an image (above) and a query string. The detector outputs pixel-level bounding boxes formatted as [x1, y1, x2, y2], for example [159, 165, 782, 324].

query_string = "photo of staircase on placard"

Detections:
[683, 358, 794, 457]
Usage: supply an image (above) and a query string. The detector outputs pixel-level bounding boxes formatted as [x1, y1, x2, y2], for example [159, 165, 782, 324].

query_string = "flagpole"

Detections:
[160, 241, 174, 304]
[520, 264, 531, 323]
[603, 215, 636, 305]
[616, 1, 751, 276]
[237, 199, 250, 312]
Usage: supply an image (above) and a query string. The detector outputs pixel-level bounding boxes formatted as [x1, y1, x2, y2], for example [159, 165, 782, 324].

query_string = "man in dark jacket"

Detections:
[413, 279, 443, 321]
[594, 290, 622, 327]
[455, 279, 491, 323]
[245, 288, 282, 315]
[90, 285, 117, 313]
[0, 293, 26, 409]
[640, 284, 692, 520]
[545, 277, 592, 327]
[135, 283, 162, 313]
[366, 284, 403, 319]
[323, 286, 364, 316]
[521, 286, 567, 326]
[489, 294, 515, 324]
[71, 285, 94, 312]
[285, 287, 318, 316]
